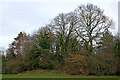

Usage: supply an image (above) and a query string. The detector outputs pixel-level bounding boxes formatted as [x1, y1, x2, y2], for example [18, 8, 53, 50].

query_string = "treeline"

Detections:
[2, 4, 120, 75]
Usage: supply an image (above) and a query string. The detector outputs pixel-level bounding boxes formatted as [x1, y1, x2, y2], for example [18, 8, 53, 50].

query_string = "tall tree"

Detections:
[49, 12, 78, 57]
[49, 13, 79, 68]
[74, 4, 114, 55]
[7, 32, 28, 59]
[27, 27, 55, 69]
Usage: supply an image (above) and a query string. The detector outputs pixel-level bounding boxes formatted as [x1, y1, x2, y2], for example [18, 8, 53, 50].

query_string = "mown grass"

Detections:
[2, 74, 120, 79]
[1, 69, 120, 79]
[1, 74, 120, 80]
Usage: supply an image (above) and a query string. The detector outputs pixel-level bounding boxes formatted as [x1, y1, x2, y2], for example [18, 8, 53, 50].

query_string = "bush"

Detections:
[2, 58, 27, 74]
[63, 54, 88, 75]
[86, 52, 118, 75]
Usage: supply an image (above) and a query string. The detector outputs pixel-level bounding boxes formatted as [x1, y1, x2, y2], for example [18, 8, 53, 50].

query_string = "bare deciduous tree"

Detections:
[49, 13, 78, 56]
[74, 4, 114, 55]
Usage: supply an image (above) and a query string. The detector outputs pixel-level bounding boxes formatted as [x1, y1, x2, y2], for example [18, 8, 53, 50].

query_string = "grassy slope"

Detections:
[2, 69, 120, 78]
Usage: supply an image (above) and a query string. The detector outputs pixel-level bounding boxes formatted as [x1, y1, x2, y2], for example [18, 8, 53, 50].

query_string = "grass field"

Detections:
[1, 74, 120, 80]
[2, 74, 120, 78]
[1, 69, 120, 80]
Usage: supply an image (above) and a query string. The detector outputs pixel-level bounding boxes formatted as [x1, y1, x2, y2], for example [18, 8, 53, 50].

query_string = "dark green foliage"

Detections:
[113, 38, 120, 75]
[113, 39, 120, 57]
[14, 32, 23, 40]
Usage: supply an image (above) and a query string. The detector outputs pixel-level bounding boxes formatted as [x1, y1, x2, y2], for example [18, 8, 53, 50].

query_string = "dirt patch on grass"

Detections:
[17, 69, 58, 75]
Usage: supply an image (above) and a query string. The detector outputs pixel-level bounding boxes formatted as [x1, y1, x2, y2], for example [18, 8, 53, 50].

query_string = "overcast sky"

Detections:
[0, 0, 119, 49]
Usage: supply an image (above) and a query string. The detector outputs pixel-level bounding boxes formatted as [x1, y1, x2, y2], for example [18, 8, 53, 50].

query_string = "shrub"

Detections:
[63, 54, 88, 75]
[86, 52, 118, 75]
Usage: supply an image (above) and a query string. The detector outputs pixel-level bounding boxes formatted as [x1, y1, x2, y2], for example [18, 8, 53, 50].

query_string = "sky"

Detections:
[0, 0, 119, 49]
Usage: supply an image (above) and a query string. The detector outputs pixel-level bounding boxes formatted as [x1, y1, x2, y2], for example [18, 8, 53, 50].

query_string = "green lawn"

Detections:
[1, 69, 120, 79]
[2, 74, 120, 78]
[1, 74, 120, 80]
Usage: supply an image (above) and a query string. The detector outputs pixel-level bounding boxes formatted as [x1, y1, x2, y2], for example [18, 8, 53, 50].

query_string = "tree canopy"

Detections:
[2, 4, 120, 76]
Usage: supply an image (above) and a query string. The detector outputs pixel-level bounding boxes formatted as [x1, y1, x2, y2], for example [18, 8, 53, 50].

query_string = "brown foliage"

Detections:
[64, 54, 87, 75]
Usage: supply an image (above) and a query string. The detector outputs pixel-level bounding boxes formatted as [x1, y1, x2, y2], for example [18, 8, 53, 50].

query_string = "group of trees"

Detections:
[2, 4, 120, 75]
